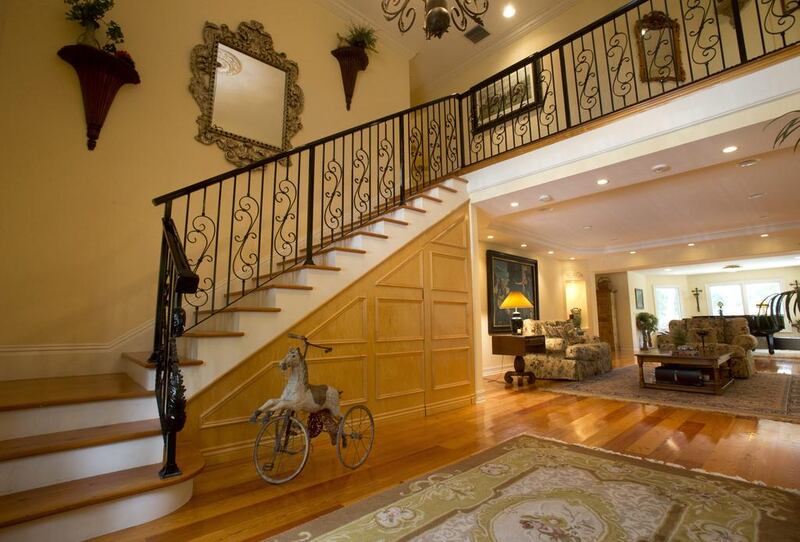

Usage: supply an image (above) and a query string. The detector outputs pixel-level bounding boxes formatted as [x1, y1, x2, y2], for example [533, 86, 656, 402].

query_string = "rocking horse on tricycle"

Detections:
[250, 333, 375, 484]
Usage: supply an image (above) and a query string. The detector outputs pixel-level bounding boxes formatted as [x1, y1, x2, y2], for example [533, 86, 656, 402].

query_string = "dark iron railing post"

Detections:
[399, 117, 406, 204]
[304, 147, 316, 265]
[457, 94, 466, 169]
[558, 49, 573, 129]
[149, 201, 172, 363]
[730, 0, 748, 64]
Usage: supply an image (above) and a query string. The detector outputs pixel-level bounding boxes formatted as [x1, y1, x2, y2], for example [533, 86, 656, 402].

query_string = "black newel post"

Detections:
[150, 202, 172, 363]
[305, 147, 316, 265]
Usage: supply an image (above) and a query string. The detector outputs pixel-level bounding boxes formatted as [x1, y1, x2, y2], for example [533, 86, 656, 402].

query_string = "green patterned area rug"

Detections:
[270, 435, 800, 541]
[549, 365, 800, 423]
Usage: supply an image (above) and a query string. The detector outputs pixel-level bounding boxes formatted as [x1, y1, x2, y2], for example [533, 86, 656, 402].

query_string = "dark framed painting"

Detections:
[635, 288, 645, 310]
[487, 250, 539, 334]
[469, 55, 540, 133]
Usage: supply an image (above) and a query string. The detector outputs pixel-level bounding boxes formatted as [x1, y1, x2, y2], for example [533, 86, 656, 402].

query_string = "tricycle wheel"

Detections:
[254, 413, 309, 484]
[336, 405, 374, 469]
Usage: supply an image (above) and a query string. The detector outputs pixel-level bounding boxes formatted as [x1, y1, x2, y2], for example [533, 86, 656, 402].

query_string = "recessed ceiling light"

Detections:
[748, 192, 766, 200]
[688, 243, 696, 247]
[487, 235, 494, 239]
[722, 145, 738, 154]
[520, 243, 528, 248]
[759, 215, 770, 219]
[510, 201, 519, 207]
[760, 233, 770, 238]
[664, 268, 672, 272]
[652, 164, 670, 174]
[569, 257, 576, 261]
[738, 159, 760, 168]
[629, 251, 637, 254]
[611, 238, 620, 242]
[538, 195, 553, 203]
[547, 250, 555, 255]
[502, 4, 516, 18]
[596, 179, 609, 185]
[582, 225, 592, 230]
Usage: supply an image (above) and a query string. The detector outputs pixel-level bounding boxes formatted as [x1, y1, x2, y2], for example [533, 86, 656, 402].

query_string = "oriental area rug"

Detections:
[269, 435, 800, 541]
[548, 364, 800, 423]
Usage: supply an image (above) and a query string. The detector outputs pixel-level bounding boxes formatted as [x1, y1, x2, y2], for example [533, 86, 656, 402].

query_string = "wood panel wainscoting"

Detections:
[183, 204, 475, 464]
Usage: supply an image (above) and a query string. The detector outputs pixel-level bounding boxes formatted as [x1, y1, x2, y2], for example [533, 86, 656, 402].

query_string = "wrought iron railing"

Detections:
[150, 0, 798, 475]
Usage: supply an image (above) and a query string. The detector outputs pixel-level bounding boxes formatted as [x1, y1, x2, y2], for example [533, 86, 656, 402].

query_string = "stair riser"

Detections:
[342, 234, 389, 252]
[321, 250, 364, 269]
[0, 479, 193, 542]
[123, 361, 201, 391]
[0, 398, 157, 440]
[191, 312, 238, 333]
[0, 435, 162, 496]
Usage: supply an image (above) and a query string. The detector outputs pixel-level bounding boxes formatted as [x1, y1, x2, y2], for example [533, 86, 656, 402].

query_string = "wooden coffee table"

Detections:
[636, 349, 734, 395]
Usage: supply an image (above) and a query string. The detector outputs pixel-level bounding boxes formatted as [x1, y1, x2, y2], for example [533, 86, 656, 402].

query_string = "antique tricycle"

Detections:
[250, 333, 375, 484]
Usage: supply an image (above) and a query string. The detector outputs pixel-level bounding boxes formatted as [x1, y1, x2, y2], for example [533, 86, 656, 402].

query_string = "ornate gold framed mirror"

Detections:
[190, 21, 304, 166]
[635, 11, 686, 84]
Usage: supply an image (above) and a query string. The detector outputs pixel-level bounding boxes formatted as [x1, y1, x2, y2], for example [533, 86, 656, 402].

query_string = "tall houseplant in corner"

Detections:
[332, 24, 378, 110]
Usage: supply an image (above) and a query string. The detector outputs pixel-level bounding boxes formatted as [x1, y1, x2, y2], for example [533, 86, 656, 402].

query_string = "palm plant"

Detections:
[768, 110, 800, 152]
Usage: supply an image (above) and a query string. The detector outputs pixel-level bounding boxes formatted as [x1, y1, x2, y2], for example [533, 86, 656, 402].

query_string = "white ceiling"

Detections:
[479, 121, 800, 255]
[317, 0, 579, 94]
[640, 255, 800, 276]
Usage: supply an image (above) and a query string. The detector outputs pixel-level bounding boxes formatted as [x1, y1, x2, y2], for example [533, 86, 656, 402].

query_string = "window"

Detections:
[653, 286, 682, 331]
[708, 284, 745, 315]
[707, 280, 783, 317]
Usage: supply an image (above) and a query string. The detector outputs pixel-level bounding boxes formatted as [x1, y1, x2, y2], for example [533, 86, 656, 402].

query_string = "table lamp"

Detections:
[500, 291, 533, 334]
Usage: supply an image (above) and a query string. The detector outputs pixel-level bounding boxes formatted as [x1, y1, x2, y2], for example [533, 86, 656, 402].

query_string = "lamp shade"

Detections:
[500, 291, 533, 310]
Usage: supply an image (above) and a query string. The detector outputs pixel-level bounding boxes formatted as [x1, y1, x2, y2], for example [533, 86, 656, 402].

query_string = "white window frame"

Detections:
[652, 285, 683, 331]
[705, 278, 786, 320]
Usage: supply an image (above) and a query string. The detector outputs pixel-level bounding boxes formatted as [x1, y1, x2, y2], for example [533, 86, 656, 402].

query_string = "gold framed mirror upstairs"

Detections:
[190, 20, 304, 166]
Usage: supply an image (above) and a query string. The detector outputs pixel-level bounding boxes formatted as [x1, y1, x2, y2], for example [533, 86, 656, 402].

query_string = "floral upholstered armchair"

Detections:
[521, 319, 612, 381]
[656, 316, 757, 378]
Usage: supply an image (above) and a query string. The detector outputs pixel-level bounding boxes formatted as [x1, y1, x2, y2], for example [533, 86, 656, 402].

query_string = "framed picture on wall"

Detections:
[635, 288, 645, 310]
[486, 250, 540, 334]
[469, 55, 540, 133]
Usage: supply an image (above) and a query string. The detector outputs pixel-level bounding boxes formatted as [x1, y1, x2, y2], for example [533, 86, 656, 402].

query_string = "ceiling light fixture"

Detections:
[722, 145, 738, 154]
[759, 215, 770, 219]
[760, 233, 770, 238]
[538, 194, 553, 202]
[547, 250, 555, 255]
[748, 192, 766, 200]
[502, 3, 516, 17]
[629, 251, 637, 254]
[688, 243, 696, 247]
[520, 243, 527, 248]
[487, 235, 494, 239]
[582, 225, 592, 230]
[664, 268, 672, 272]
[510, 201, 519, 207]
[382, 0, 489, 40]
[596, 179, 609, 185]
[569, 257, 576, 261]
[738, 159, 760, 168]
[652, 164, 670, 173]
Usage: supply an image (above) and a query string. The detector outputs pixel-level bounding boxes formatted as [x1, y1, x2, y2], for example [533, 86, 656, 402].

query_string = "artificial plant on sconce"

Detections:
[59, 0, 139, 150]
[332, 24, 378, 110]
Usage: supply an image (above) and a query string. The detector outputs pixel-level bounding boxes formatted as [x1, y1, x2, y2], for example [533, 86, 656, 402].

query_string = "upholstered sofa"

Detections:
[656, 316, 758, 378]
[521, 319, 612, 381]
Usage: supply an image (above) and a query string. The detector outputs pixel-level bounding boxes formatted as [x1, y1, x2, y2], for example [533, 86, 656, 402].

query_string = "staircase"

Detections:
[0, 176, 468, 542]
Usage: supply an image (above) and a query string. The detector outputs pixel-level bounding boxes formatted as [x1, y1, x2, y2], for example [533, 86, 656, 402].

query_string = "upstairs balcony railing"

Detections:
[149, 0, 798, 476]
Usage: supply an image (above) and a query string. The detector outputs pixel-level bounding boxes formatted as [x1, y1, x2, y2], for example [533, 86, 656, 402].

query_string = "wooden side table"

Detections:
[491, 334, 546, 386]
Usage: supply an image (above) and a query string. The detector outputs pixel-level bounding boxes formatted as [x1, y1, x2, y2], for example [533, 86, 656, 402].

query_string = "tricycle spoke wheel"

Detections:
[336, 405, 374, 469]
[253, 414, 309, 484]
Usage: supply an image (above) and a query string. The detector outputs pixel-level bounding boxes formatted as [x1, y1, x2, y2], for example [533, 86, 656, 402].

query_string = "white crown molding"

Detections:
[0, 319, 153, 353]
[412, 0, 582, 97]
[311, 0, 417, 60]
[490, 221, 800, 256]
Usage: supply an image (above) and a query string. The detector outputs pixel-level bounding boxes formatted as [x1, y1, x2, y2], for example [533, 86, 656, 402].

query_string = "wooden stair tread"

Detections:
[364, 216, 409, 227]
[452, 177, 468, 183]
[343, 230, 389, 240]
[0, 444, 204, 528]
[318, 246, 367, 255]
[436, 184, 458, 193]
[227, 283, 313, 297]
[0, 419, 161, 462]
[197, 306, 281, 315]
[123, 351, 203, 368]
[0, 374, 151, 412]
[399, 204, 426, 213]
[181, 331, 244, 338]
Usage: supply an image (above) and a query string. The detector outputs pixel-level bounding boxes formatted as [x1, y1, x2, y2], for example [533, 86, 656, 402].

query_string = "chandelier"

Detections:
[382, 0, 489, 40]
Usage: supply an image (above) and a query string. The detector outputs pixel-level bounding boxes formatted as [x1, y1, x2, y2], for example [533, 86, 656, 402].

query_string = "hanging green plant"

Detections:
[64, 0, 125, 53]
[337, 24, 378, 53]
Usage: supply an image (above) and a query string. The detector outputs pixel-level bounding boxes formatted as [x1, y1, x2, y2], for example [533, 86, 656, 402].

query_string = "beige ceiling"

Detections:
[317, 0, 579, 94]
[480, 123, 800, 254]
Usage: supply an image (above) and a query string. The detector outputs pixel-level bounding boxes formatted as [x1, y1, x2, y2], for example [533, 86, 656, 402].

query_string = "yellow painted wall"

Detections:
[0, 0, 410, 346]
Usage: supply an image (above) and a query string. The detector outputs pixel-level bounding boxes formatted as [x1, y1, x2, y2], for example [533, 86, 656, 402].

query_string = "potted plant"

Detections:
[636, 312, 659, 350]
[60, 0, 139, 149]
[331, 24, 378, 110]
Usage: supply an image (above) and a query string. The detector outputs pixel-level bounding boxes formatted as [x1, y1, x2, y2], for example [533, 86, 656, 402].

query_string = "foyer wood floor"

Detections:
[96, 357, 800, 542]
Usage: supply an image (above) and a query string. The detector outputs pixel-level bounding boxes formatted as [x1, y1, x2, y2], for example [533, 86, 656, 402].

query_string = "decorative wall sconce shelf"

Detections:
[58, 44, 140, 150]
[331, 46, 368, 111]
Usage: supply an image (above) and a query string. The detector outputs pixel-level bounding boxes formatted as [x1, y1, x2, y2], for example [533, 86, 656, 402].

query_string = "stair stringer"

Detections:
[178, 179, 469, 397]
